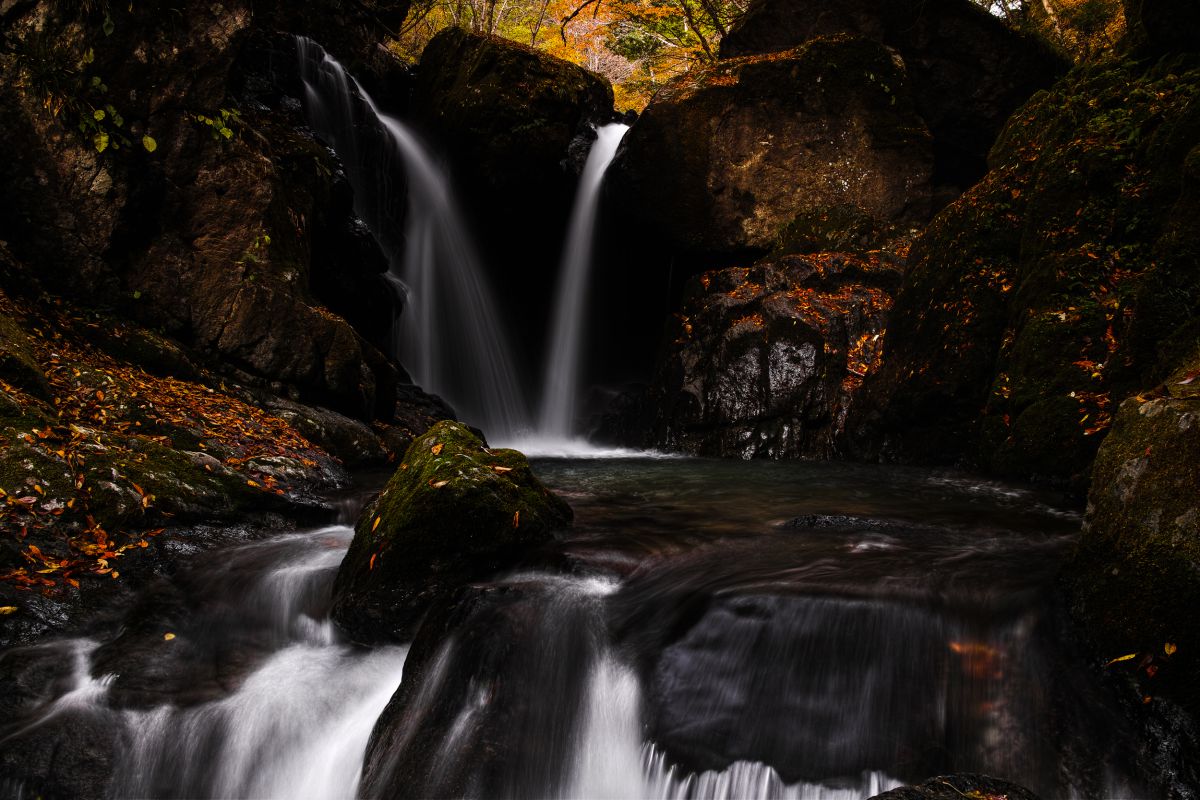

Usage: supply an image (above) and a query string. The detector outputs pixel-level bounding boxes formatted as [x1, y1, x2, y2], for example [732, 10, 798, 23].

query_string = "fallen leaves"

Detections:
[431, 443, 444, 456]
[0, 605, 17, 615]
[1105, 652, 1138, 667]
[163, 632, 176, 641]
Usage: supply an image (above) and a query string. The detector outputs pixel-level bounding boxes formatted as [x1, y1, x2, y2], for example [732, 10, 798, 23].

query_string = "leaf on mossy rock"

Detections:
[142, 135, 157, 153]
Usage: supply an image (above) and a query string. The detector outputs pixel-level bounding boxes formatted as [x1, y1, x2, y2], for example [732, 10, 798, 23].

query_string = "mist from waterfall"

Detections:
[296, 37, 528, 438]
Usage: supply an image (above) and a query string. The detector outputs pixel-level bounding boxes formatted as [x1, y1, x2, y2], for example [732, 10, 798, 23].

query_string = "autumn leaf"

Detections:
[371, 516, 381, 532]
[492, 465, 513, 473]
[369, 552, 378, 571]
[163, 632, 176, 641]
[429, 479, 449, 488]
[431, 443, 444, 455]
[513, 510, 520, 528]
[1105, 652, 1138, 666]
[1165, 642, 1178, 656]
[0, 606, 17, 615]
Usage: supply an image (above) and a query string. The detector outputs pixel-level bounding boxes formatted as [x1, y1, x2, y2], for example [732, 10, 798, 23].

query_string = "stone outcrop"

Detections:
[0, 1, 408, 421]
[606, 37, 933, 264]
[719, 0, 1065, 190]
[1066, 383, 1200, 717]
[599, 251, 901, 459]
[331, 421, 572, 643]
[848, 54, 1200, 488]
[870, 774, 1041, 800]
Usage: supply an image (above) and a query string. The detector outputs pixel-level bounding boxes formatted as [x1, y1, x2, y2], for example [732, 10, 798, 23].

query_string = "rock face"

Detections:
[870, 773, 1041, 800]
[1067, 388, 1200, 717]
[849, 55, 1200, 488]
[607, 37, 933, 263]
[1125, 0, 1200, 54]
[411, 28, 614, 356]
[0, 1, 407, 421]
[331, 421, 572, 643]
[600, 252, 901, 458]
[719, 0, 1065, 190]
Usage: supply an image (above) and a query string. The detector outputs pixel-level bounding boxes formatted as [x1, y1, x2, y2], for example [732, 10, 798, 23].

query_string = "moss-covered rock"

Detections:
[719, 0, 1065, 191]
[1066, 391, 1200, 716]
[607, 36, 933, 265]
[849, 54, 1200, 489]
[0, 295, 50, 399]
[331, 421, 572, 643]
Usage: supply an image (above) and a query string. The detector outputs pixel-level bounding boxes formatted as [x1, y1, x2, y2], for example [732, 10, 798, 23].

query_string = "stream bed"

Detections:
[0, 458, 1149, 799]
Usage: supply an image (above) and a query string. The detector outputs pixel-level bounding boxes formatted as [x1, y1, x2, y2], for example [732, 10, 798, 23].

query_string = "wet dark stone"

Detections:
[870, 773, 1041, 800]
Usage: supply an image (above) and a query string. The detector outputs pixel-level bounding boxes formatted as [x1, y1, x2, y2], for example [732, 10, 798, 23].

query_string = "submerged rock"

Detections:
[607, 36, 933, 264]
[870, 773, 1041, 800]
[601, 252, 901, 458]
[331, 421, 572, 643]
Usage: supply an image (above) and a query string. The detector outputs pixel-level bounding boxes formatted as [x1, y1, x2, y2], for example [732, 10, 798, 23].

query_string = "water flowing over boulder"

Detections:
[410, 28, 615, 356]
[1067, 388, 1200, 718]
[599, 252, 901, 458]
[606, 36, 933, 265]
[331, 421, 572, 643]
[847, 55, 1200, 488]
[719, 0, 1065, 190]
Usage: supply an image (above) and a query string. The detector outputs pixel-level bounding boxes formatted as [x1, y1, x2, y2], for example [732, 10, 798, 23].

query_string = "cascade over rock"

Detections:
[719, 0, 1065, 192]
[847, 54, 1200, 488]
[607, 36, 933, 265]
[599, 252, 901, 459]
[411, 28, 615, 357]
[331, 421, 572, 644]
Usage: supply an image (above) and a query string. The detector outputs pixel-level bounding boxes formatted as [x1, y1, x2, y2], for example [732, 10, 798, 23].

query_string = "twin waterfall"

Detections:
[297, 38, 627, 443]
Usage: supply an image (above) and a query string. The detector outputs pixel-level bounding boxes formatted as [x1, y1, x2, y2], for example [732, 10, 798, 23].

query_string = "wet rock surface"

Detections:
[848, 54, 1200, 488]
[331, 421, 572, 643]
[607, 37, 933, 265]
[599, 252, 901, 458]
[1067, 390, 1200, 718]
[0, 1, 404, 420]
[869, 773, 1041, 800]
[719, 0, 1065, 191]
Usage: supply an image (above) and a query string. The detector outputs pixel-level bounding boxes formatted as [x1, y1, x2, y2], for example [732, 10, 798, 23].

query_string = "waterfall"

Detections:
[536, 123, 630, 440]
[296, 38, 529, 438]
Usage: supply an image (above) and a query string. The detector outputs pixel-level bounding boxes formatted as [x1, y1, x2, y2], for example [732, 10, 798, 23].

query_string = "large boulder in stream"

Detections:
[846, 54, 1200, 488]
[1066, 386, 1200, 717]
[607, 36, 933, 265]
[870, 773, 1041, 800]
[331, 421, 572, 643]
[598, 251, 901, 458]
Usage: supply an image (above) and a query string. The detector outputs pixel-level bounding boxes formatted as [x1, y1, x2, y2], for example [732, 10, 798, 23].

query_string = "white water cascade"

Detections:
[536, 123, 629, 441]
[296, 38, 529, 438]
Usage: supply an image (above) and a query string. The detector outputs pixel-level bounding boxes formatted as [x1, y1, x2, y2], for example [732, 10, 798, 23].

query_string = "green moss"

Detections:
[0, 313, 49, 399]
[770, 205, 893, 257]
[1068, 396, 1200, 715]
[332, 420, 571, 641]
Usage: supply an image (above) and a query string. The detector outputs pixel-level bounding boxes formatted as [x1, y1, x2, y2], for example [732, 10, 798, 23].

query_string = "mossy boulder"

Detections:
[331, 421, 572, 643]
[1066, 392, 1200, 716]
[607, 36, 933, 266]
[0, 303, 49, 399]
[849, 54, 1200, 488]
[719, 0, 1065, 191]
